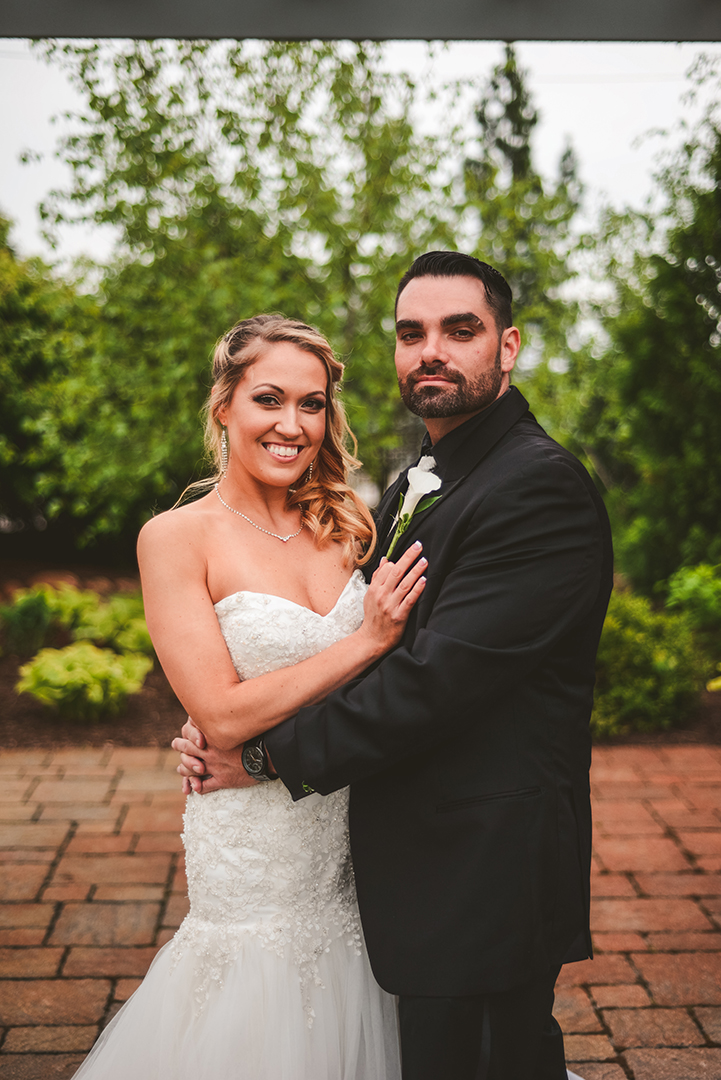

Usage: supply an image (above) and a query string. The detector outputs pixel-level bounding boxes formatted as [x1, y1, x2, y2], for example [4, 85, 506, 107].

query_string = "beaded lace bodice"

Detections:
[171, 569, 367, 1020]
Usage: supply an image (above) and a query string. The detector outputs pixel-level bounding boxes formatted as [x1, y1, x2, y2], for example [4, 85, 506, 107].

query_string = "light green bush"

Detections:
[71, 594, 153, 656]
[16, 642, 153, 720]
[592, 590, 707, 738]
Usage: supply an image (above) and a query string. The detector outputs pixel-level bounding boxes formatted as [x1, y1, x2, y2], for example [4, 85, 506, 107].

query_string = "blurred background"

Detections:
[1, 39, 721, 741]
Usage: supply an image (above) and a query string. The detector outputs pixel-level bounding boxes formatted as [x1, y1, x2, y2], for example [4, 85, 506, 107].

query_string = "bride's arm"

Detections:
[137, 511, 425, 752]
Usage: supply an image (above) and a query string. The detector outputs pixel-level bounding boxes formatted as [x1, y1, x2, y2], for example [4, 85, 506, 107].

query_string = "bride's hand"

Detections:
[358, 541, 427, 655]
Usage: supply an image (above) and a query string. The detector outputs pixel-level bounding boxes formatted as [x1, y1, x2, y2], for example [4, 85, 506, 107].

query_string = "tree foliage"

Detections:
[31, 37, 459, 540]
[464, 44, 582, 418]
[563, 96, 721, 591]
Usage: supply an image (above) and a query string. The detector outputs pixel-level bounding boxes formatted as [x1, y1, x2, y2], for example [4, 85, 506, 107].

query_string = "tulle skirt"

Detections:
[72, 931, 401, 1079]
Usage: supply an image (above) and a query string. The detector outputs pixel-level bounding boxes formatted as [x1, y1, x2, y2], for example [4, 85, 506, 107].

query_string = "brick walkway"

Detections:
[0, 745, 719, 1079]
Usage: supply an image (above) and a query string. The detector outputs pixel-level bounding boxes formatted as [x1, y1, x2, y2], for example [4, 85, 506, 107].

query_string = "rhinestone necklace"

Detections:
[215, 484, 304, 543]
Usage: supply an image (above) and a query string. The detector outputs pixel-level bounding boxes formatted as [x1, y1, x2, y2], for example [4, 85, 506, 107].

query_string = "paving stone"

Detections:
[37, 804, 121, 823]
[161, 893, 189, 928]
[695, 1006, 721, 1043]
[632, 952, 721, 1005]
[0, 930, 46, 945]
[121, 807, 184, 833]
[155, 928, 175, 947]
[0, 824, 68, 850]
[593, 802, 664, 836]
[565, 1066, 626, 1080]
[697, 857, 721, 872]
[592, 985, 651, 1008]
[114, 772, 182, 794]
[553, 986, 603, 1033]
[52, 853, 171, 886]
[31, 780, 112, 803]
[66, 835, 133, 854]
[558, 956, 636, 987]
[3, 1025, 98, 1052]
[634, 873, 721, 896]
[592, 898, 713, 932]
[0, 864, 48, 901]
[107, 748, 167, 768]
[0, 948, 63, 977]
[677, 786, 721, 811]
[652, 808, 721, 830]
[135, 832, 184, 853]
[603, 1007, 704, 1048]
[0, 804, 39, 821]
[590, 874, 637, 898]
[0, 978, 110, 1024]
[0, 904, 54, 929]
[646, 932, 721, 951]
[115, 977, 142, 1001]
[624, 1047, 721, 1079]
[678, 832, 721, 857]
[562, 1035, 615, 1060]
[43, 885, 91, 901]
[49, 902, 161, 946]
[0, 851, 54, 863]
[94, 885, 164, 901]
[593, 932, 646, 952]
[172, 862, 187, 893]
[63, 946, 158, 976]
[593, 837, 691, 873]
[0, 1054, 86, 1078]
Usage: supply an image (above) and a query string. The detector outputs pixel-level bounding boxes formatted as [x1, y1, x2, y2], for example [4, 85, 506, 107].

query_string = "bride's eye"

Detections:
[254, 394, 280, 407]
[302, 399, 326, 413]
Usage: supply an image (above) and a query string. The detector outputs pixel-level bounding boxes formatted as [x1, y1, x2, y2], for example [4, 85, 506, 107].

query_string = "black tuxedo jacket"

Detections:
[266, 387, 613, 996]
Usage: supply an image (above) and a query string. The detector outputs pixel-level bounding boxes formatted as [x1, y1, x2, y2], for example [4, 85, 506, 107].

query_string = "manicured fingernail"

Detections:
[419, 558, 428, 567]
[419, 576, 426, 584]
[413, 541, 422, 549]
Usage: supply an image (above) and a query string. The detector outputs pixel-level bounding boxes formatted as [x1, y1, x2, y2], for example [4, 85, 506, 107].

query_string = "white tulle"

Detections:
[73, 571, 401, 1079]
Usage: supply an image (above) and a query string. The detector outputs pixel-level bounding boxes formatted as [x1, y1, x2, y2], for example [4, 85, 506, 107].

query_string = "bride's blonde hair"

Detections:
[200, 314, 376, 566]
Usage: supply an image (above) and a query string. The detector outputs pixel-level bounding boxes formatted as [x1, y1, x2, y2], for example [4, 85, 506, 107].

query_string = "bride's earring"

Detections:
[220, 429, 229, 475]
[306, 460, 314, 483]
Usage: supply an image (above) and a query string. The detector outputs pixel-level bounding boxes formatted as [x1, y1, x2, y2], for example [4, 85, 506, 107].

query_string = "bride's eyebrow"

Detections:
[251, 383, 326, 399]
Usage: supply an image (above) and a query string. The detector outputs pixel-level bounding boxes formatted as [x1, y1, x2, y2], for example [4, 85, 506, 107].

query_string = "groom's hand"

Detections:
[172, 717, 257, 795]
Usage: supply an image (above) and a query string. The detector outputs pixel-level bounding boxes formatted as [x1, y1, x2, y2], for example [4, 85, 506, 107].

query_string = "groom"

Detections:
[177, 251, 613, 1079]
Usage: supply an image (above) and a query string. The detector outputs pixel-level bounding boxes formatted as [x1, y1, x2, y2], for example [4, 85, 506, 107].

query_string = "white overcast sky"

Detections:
[1, 38, 720, 264]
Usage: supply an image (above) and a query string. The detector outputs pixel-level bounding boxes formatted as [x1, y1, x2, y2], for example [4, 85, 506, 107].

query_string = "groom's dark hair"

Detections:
[395, 251, 513, 332]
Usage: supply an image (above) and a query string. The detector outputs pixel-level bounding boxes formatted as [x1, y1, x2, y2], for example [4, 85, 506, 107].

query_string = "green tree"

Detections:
[566, 96, 721, 591]
[464, 44, 582, 431]
[0, 214, 98, 552]
[32, 38, 460, 551]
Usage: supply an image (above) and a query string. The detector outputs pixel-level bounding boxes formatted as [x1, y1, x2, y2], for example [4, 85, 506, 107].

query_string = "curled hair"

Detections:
[190, 314, 375, 566]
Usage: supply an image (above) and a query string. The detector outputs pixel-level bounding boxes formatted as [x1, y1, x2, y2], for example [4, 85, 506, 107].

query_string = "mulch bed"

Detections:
[1, 557, 720, 749]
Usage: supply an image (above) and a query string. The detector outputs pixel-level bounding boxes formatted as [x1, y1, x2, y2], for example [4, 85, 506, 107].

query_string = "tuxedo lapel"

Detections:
[374, 388, 530, 563]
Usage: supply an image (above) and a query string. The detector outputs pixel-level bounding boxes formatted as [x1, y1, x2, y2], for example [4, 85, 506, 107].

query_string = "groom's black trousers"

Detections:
[398, 966, 566, 1080]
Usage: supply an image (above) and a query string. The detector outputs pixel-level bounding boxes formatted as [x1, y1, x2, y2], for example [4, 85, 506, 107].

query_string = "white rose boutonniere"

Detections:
[386, 456, 443, 557]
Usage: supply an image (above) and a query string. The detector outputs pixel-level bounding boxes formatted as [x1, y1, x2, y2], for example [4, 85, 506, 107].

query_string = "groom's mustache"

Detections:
[406, 364, 464, 388]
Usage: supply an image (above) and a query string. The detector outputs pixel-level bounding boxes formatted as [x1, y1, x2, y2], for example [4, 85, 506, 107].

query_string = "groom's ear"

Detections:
[500, 326, 521, 374]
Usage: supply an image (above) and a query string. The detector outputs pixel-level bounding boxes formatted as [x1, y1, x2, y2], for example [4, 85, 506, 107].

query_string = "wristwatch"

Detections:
[241, 736, 278, 782]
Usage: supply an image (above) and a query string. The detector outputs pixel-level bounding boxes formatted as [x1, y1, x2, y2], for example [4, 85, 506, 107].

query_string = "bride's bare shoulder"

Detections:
[137, 492, 216, 559]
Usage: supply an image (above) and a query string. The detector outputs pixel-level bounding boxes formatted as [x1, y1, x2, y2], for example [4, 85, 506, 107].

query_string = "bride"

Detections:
[72, 314, 426, 1079]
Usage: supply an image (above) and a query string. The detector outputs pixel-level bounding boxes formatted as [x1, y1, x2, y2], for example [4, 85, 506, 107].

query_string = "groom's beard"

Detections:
[398, 345, 503, 419]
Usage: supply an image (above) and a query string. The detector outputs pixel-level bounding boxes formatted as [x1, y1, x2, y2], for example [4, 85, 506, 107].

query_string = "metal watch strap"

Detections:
[241, 735, 278, 781]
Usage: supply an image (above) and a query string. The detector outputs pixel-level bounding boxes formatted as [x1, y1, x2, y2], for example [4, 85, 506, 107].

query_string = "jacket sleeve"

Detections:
[265, 453, 606, 800]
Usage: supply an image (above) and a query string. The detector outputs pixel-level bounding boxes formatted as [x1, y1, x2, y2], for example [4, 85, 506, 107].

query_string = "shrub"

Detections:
[1, 584, 153, 658]
[16, 642, 153, 720]
[71, 594, 153, 656]
[592, 590, 707, 738]
[665, 563, 721, 634]
[0, 590, 54, 656]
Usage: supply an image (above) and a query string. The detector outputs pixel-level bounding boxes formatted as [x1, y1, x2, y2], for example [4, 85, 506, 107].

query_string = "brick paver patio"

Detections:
[0, 743, 719, 1079]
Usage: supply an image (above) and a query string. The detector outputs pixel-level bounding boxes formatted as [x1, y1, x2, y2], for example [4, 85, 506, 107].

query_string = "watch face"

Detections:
[243, 745, 264, 775]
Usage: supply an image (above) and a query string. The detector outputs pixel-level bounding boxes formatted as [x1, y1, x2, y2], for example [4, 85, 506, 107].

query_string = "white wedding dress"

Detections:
[73, 569, 401, 1079]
